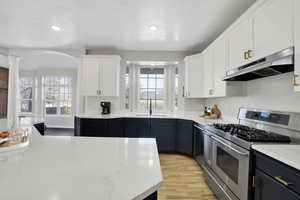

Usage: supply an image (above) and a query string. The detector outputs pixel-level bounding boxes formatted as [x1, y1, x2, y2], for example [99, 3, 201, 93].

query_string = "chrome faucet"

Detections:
[149, 99, 152, 116]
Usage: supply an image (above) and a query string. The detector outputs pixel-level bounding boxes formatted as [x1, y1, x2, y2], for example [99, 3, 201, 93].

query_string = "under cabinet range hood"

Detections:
[224, 47, 294, 81]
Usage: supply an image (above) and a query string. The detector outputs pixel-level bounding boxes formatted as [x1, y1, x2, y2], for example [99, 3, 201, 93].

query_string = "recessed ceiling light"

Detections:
[149, 25, 158, 31]
[51, 25, 61, 31]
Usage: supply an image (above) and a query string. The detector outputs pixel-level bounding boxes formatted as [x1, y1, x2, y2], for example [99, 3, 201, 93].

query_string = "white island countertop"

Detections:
[252, 144, 300, 171]
[0, 128, 163, 200]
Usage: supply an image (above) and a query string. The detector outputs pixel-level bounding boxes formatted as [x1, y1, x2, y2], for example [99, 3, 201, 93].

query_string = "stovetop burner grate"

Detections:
[213, 123, 291, 143]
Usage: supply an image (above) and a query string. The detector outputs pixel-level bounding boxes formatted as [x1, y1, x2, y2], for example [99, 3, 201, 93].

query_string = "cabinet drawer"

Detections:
[255, 151, 300, 195]
[255, 169, 300, 200]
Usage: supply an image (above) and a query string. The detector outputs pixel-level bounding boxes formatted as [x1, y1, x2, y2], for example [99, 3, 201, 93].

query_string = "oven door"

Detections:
[211, 135, 250, 200]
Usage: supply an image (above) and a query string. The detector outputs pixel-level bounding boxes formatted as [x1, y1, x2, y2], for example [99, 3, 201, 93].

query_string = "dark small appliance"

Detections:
[100, 102, 111, 115]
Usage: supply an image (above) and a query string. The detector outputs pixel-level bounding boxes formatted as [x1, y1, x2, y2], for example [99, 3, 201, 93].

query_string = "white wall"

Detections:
[205, 73, 300, 118]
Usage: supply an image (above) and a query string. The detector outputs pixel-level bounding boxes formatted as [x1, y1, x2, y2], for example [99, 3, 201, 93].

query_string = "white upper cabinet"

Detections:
[202, 46, 214, 97]
[252, 0, 293, 60]
[294, 0, 300, 92]
[184, 53, 204, 98]
[80, 55, 121, 97]
[81, 57, 100, 96]
[212, 37, 227, 97]
[227, 19, 253, 71]
[99, 57, 120, 97]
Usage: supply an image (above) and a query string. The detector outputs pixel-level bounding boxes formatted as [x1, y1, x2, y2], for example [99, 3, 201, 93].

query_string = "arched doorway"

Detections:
[18, 51, 79, 132]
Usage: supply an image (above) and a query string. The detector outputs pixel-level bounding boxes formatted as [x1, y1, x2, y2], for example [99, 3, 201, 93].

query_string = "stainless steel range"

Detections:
[193, 108, 300, 200]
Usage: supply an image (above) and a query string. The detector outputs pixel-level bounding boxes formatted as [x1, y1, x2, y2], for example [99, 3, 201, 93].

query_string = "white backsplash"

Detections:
[205, 72, 300, 118]
[85, 96, 121, 114]
[183, 98, 206, 112]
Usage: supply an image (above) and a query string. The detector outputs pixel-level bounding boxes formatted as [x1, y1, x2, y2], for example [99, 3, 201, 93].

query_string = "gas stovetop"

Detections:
[213, 123, 291, 143]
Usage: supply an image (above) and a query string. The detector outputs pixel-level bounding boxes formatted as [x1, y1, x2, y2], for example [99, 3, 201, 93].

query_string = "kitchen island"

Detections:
[0, 127, 162, 200]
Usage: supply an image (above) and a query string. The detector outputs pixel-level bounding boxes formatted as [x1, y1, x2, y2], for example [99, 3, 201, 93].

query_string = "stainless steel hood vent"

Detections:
[224, 47, 294, 81]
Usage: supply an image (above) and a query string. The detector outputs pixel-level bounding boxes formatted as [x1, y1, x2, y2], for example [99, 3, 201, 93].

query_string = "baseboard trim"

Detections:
[46, 125, 74, 129]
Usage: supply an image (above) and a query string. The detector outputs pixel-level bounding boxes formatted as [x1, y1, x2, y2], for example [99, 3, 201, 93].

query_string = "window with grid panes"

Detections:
[139, 68, 165, 112]
[19, 76, 34, 113]
[43, 76, 72, 115]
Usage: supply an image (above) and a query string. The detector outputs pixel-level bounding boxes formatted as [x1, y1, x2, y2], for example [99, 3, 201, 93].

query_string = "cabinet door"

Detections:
[203, 46, 214, 97]
[124, 118, 151, 138]
[99, 57, 120, 97]
[107, 118, 124, 137]
[81, 58, 100, 96]
[176, 119, 193, 156]
[79, 118, 108, 137]
[295, 0, 300, 92]
[150, 119, 176, 153]
[184, 54, 204, 98]
[252, 0, 293, 60]
[213, 37, 227, 97]
[254, 169, 300, 200]
[228, 19, 253, 70]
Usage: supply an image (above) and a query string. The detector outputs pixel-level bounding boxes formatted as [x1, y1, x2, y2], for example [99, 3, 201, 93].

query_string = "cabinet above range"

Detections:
[79, 55, 121, 97]
[184, 0, 299, 96]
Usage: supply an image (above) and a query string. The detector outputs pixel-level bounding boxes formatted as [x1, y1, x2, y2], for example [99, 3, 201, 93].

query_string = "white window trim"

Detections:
[124, 63, 178, 113]
[18, 74, 36, 115]
[43, 75, 73, 116]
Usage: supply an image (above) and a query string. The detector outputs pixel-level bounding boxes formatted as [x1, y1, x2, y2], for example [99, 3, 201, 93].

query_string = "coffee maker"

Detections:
[100, 102, 111, 115]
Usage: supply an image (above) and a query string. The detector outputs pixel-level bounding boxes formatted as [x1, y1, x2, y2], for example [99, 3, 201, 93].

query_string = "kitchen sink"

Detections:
[135, 114, 168, 117]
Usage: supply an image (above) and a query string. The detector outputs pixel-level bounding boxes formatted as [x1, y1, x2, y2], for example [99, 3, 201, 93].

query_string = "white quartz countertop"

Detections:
[252, 144, 300, 171]
[0, 128, 163, 200]
[76, 112, 238, 126]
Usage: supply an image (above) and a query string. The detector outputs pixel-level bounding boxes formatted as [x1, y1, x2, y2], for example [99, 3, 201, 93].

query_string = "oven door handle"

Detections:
[211, 135, 249, 156]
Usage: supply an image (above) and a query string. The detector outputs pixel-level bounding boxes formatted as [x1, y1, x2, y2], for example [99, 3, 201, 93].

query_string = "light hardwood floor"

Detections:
[158, 154, 217, 200]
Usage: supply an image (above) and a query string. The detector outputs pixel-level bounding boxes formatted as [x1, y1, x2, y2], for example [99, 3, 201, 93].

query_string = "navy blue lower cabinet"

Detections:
[107, 118, 124, 137]
[176, 119, 194, 156]
[150, 118, 177, 153]
[75, 118, 109, 137]
[254, 169, 300, 200]
[124, 118, 151, 138]
[74, 117, 81, 136]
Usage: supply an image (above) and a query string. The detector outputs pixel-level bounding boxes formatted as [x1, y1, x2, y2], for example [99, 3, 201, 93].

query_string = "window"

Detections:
[124, 62, 180, 113]
[124, 67, 130, 109]
[174, 67, 179, 111]
[19, 76, 33, 113]
[139, 67, 165, 111]
[43, 76, 72, 115]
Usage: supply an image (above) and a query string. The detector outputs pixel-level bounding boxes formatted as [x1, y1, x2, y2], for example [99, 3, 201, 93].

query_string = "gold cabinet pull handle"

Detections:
[275, 176, 291, 186]
[244, 51, 248, 60]
[248, 50, 253, 59]
[293, 74, 299, 86]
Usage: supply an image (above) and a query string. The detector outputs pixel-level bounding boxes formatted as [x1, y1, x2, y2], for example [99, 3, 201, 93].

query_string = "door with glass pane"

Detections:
[138, 67, 165, 113]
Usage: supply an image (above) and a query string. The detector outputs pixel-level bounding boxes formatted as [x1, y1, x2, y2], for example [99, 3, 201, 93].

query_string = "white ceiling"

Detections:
[0, 0, 256, 51]
[20, 53, 78, 70]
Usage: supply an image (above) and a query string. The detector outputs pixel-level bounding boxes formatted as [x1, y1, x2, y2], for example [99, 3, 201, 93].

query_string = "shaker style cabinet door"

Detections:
[99, 57, 120, 97]
[184, 53, 204, 98]
[294, 0, 300, 92]
[227, 19, 253, 70]
[176, 119, 193, 156]
[202, 46, 214, 97]
[81, 58, 100, 96]
[212, 36, 227, 97]
[252, 0, 293, 60]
